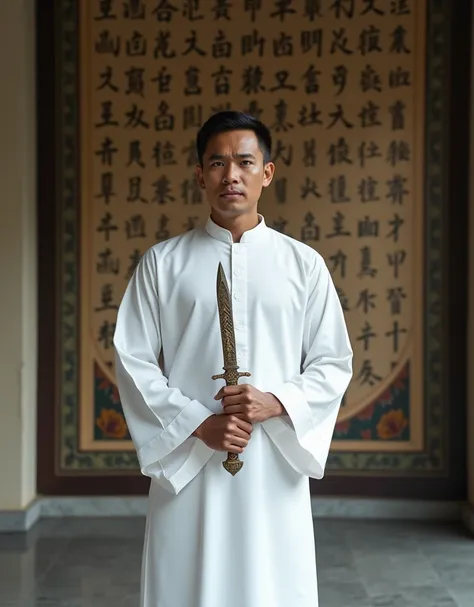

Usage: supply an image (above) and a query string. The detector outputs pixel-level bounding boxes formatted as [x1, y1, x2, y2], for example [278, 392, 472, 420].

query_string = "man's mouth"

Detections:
[220, 190, 244, 199]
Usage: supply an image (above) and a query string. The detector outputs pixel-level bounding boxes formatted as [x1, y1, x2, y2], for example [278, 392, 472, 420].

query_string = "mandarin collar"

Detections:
[205, 214, 268, 244]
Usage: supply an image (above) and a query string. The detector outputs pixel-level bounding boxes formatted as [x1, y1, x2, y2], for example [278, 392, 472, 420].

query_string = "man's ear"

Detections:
[262, 162, 275, 188]
[195, 165, 205, 188]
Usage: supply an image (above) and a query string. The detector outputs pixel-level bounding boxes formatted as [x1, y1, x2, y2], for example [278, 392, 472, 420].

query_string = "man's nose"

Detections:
[222, 163, 240, 183]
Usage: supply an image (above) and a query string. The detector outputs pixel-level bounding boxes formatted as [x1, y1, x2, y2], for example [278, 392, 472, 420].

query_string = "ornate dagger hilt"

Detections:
[212, 368, 251, 385]
[212, 365, 251, 476]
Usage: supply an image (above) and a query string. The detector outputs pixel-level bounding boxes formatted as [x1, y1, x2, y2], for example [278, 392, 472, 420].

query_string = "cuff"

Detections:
[138, 399, 213, 470]
[270, 382, 316, 450]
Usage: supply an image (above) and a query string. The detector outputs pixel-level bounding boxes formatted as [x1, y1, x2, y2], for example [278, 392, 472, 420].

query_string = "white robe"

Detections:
[114, 215, 353, 607]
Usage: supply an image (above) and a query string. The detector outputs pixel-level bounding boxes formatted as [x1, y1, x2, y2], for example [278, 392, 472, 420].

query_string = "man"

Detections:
[114, 111, 353, 607]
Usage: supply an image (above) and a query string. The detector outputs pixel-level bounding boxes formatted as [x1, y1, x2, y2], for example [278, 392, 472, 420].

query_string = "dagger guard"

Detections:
[211, 370, 251, 383]
[212, 367, 251, 475]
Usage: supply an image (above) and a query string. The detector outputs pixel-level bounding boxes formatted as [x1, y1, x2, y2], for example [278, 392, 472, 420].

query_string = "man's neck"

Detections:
[211, 212, 260, 243]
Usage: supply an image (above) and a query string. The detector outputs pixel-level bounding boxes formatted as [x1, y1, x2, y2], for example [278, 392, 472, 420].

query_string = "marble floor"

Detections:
[0, 518, 473, 607]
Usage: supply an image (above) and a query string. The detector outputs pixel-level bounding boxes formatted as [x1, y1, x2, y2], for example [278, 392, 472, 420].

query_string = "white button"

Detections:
[234, 247, 242, 254]
[233, 292, 242, 301]
[233, 268, 243, 277]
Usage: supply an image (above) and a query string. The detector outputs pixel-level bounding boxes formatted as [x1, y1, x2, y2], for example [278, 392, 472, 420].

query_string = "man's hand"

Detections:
[193, 414, 253, 454]
[215, 384, 286, 424]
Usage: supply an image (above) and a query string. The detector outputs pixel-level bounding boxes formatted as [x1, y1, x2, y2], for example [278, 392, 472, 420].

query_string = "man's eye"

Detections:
[242, 161, 252, 166]
[210, 162, 223, 167]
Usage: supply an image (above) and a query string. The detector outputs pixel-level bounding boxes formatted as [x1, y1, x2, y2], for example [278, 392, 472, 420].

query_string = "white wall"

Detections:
[0, 0, 37, 510]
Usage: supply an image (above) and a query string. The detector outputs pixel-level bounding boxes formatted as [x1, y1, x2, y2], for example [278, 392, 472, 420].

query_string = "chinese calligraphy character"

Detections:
[358, 360, 382, 386]
[358, 246, 377, 277]
[387, 141, 410, 166]
[125, 67, 145, 96]
[358, 216, 379, 237]
[357, 322, 377, 351]
[332, 65, 349, 95]
[328, 105, 354, 129]
[270, 0, 297, 21]
[213, 30, 232, 58]
[126, 31, 147, 56]
[95, 137, 118, 166]
[387, 287, 407, 314]
[329, 250, 347, 278]
[211, 65, 233, 95]
[123, 0, 146, 19]
[328, 137, 353, 165]
[124, 104, 150, 128]
[329, 176, 351, 203]
[127, 176, 147, 203]
[356, 289, 377, 313]
[387, 213, 404, 242]
[242, 66, 266, 94]
[95, 284, 119, 311]
[152, 176, 175, 203]
[154, 101, 175, 131]
[326, 212, 351, 238]
[212, 0, 232, 20]
[154, 31, 177, 58]
[183, 30, 206, 56]
[151, 67, 172, 94]
[358, 177, 380, 203]
[301, 29, 323, 56]
[390, 25, 411, 53]
[97, 66, 119, 92]
[245, 0, 262, 22]
[95, 31, 120, 56]
[331, 28, 353, 54]
[301, 212, 320, 242]
[387, 250, 406, 278]
[127, 140, 146, 168]
[152, 0, 178, 22]
[386, 175, 409, 204]
[386, 321, 407, 353]
[330, 0, 354, 18]
[389, 67, 411, 88]
[125, 214, 146, 238]
[95, 101, 119, 127]
[153, 141, 177, 167]
[97, 212, 118, 241]
[390, 100, 406, 130]
[301, 178, 321, 200]
[361, 0, 384, 16]
[95, 0, 117, 20]
[241, 30, 266, 56]
[95, 173, 115, 204]
[184, 67, 202, 95]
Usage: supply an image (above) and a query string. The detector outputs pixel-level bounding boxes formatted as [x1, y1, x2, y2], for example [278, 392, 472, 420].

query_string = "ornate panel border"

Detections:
[41, 0, 466, 493]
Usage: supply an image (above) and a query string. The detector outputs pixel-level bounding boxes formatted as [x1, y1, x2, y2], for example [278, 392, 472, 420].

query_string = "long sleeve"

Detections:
[113, 248, 214, 495]
[263, 255, 353, 479]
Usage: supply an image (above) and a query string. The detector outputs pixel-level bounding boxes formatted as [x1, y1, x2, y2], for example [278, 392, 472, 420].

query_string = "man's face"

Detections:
[196, 129, 275, 220]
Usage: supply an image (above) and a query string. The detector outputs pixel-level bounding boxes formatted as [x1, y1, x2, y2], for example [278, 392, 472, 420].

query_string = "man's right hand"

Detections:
[193, 414, 253, 453]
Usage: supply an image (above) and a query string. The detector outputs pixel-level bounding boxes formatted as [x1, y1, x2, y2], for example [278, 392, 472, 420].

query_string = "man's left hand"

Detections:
[214, 384, 286, 424]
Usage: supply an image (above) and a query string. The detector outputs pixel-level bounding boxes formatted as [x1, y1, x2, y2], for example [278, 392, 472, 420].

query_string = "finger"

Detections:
[222, 396, 244, 408]
[227, 423, 251, 440]
[226, 444, 244, 454]
[225, 436, 248, 451]
[233, 416, 253, 434]
[222, 404, 244, 415]
[214, 385, 243, 400]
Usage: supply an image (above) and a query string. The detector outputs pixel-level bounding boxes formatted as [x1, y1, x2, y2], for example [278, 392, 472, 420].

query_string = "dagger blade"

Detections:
[216, 262, 238, 375]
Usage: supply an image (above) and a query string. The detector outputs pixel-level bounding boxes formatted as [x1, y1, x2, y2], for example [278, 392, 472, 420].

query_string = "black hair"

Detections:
[196, 111, 272, 165]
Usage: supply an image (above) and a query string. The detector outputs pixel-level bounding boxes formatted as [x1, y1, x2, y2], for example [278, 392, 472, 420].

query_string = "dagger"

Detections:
[212, 262, 251, 476]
